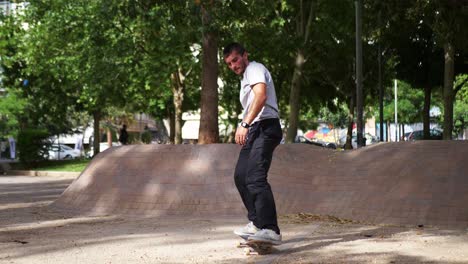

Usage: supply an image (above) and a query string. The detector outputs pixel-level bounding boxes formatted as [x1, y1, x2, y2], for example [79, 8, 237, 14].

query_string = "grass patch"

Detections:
[11, 159, 91, 172]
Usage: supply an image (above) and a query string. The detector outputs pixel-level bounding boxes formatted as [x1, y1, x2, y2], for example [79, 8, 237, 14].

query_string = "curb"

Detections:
[5, 170, 81, 177]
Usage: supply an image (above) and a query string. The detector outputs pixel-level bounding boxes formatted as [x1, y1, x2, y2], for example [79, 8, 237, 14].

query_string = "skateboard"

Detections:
[236, 236, 276, 255]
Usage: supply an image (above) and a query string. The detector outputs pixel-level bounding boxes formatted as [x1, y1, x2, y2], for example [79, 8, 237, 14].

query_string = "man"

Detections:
[223, 42, 282, 244]
[119, 124, 129, 145]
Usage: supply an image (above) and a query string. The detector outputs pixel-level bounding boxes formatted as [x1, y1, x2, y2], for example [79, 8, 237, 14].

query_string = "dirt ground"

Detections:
[1, 175, 468, 264]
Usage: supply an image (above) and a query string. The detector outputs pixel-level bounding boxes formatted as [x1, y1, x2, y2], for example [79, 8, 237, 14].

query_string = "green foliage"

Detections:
[380, 80, 425, 124]
[141, 130, 152, 144]
[0, 88, 26, 137]
[17, 129, 50, 165]
[1, 1, 205, 138]
[127, 132, 142, 144]
[1, 0, 464, 143]
[454, 74, 468, 136]
[297, 101, 349, 131]
[10, 158, 90, 172]
[378, 79, 447, 128]
[0, 13, 29, 136]
[34, 159, 90, 172]
[318, 102, 349, 129]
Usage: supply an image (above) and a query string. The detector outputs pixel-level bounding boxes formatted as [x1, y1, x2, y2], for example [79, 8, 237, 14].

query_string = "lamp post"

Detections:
[394, 79, 398, 142]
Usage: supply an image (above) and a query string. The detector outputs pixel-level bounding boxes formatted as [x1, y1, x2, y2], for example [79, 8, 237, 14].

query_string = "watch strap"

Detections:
[240, 121, 250, 128]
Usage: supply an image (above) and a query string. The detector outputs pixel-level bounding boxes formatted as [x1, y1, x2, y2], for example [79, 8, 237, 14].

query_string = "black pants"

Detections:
[234, 118, 282, 234]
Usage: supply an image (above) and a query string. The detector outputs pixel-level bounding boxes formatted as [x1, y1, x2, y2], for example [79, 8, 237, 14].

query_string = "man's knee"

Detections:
[246, 179, 271, 195]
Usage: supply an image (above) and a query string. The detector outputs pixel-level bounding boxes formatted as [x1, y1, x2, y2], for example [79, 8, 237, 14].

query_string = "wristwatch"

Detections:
[240, 121, 250, 128]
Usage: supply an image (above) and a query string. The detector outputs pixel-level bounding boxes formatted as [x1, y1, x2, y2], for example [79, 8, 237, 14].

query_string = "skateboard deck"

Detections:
[237, 238, 276, 255]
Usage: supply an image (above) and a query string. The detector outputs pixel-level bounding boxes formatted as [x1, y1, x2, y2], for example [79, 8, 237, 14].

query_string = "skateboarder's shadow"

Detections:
[278, 226, 405, 256]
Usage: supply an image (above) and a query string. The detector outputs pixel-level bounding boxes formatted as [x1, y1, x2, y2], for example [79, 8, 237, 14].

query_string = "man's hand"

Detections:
[235, 126, 249, 145]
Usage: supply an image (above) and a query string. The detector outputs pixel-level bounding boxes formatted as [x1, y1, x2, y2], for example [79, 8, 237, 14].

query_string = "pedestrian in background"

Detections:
[119, 125, 129, 145]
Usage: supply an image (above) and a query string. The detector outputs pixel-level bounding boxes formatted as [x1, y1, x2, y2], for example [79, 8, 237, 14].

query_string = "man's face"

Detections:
[224, 51, 248, 76]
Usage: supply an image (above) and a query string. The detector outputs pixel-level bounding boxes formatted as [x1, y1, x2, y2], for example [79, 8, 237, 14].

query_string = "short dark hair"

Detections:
[223, 42, 246, 57]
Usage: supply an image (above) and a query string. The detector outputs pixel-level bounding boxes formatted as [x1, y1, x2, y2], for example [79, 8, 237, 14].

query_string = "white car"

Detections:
[339, 133, 378, 149]
[48, 144, 81, 160]
[86, 142, 120, 158]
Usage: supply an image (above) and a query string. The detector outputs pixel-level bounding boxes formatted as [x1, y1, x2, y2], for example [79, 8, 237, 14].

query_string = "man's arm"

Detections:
[244, 83, 267, 124]
[235, 82, 267, 145]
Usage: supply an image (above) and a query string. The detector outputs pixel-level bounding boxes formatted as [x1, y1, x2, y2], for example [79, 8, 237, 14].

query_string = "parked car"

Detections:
[406, 129, 443, 141]
[296, 136, 338, 149]
[87, 142, 119, 158]
[403, 132, 412, 141]
[340, 133, 378, 149]
[48, 144, 81, 160]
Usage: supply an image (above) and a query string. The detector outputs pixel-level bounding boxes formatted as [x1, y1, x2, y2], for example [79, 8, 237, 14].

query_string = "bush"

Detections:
[141, 130, 152, 144]
[126, 131, 152, 144]
[127, 132, 139, 144]
[17, 129, 50, 166]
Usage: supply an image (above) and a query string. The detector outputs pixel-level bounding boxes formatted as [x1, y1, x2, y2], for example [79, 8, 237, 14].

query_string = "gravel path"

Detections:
[1, 175, 468, 264]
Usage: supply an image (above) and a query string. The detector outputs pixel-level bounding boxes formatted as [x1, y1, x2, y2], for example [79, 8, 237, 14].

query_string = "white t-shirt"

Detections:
[240, 61, 279, 123]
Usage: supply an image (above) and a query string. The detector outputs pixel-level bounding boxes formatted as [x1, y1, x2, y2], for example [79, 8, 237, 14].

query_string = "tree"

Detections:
[133, 1, 201, 144]
[453, 74, 468, 138]
[198, 1, 219, 144]
[413, 0, 468, 139]
[0, 88, 26, 137]
[5, 1, 202, 154]
[217, 0, 293, 143]
[285, 0, 315, 143]
[306, 0, 384, 148]
[0, 13, 27, 137]
[430, 1, 465, 139]
[23, 1, 135, 154]
[380, 80, 426, 137]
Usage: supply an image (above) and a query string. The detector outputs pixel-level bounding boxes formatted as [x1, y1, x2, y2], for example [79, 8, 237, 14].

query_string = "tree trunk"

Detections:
[443, 42, 454, 140]
[285, 49, 305, 143]
[285, 0, 314, 143]
[378, 43, 384, 142]
[378, 10, 384, 142]
[386, 120, 390, 142]
[93, 111, 100, 156]
[423, 85, 432, 139]
[401, 124, 405, 141]
[345, 90, 356, 150]
[80, 124, 88, 156]
[171, 69, 185, 145]
[355, 0, 364, 147]
[198, 4, 219, 144]
[173, 93, 183, 145]
[107, 128, 112, 147]
[168, 108, 175, 144]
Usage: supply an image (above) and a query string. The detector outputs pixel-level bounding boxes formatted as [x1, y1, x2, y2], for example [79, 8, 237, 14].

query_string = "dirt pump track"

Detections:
[54, 141, 468, 228]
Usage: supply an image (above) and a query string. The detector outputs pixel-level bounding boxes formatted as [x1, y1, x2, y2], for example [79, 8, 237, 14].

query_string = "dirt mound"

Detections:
[52, 141, 468, 227]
